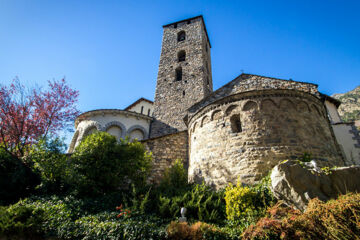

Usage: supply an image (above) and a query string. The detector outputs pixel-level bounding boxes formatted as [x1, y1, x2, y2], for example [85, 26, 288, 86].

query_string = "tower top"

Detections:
[162, 15, 211, 48]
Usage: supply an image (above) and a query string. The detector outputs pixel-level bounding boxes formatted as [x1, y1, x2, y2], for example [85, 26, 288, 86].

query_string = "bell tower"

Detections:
[150, 15, 213, 138]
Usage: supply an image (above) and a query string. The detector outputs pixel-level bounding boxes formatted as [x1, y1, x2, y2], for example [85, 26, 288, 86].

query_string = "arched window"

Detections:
[178, 50, 186, 62]
[230, 114, 242, 133]
[175, 67, 182, 81]
[177, 31, 186, 42]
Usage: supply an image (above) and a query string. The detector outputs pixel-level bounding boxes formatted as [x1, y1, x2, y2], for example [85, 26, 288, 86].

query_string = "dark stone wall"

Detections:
[142, 131, 189, 183]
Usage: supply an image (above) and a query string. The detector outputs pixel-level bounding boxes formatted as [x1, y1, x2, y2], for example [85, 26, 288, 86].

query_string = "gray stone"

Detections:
[270, 160, 360, 211]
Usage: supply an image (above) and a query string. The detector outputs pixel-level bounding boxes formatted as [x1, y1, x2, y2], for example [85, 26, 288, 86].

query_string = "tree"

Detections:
[0, 78, 79, 157]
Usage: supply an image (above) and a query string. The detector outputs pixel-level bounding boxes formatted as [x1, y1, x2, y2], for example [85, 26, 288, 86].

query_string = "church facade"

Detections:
[69, 16, 360, 188]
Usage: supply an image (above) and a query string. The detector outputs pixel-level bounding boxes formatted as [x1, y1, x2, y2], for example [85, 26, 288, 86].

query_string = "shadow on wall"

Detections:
[149, 119, 179, 138]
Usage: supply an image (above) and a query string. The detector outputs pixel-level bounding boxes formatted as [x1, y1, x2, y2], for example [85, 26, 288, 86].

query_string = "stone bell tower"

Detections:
[150, 15, 213, 138]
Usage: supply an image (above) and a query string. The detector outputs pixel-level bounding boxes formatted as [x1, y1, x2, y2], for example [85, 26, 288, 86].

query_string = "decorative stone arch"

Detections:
[260, 99, 277, 111]
[279, 98, 296, 110]
[242, 100, 258, 111]
[82, 121, 103, 138]
[68, 130, 79, 153]
[225, 104, 238, 116]
[126, 125, 148, 140]
[310, 104, 321, 116]
[211, 109, 222, 121]
[200, 115, 209, 127]
[297, 101, 310, 113]
[104, 121, 126, 139]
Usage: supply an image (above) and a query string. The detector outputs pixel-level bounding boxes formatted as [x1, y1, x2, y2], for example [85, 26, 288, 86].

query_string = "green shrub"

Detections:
[158, 183, 226, 223]
[29, 137, 70, 193]
[159, 159, 188, 196]
[0, 202, 46, 238]
[0, 196, 168, 240]
[0, 148, 38, 205]
[70, 132, 152, 196]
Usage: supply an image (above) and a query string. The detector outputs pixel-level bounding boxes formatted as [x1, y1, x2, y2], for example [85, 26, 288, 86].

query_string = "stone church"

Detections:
[69, 16, 360, 188]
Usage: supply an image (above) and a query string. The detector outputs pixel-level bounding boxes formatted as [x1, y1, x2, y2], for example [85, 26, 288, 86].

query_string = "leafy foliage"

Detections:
[70, 132, 152, 196]
[224, 175, 275, 223]
[159, 158, 188, 196]
[158, 183, 226, 223]
[29, 137, 70, 193]
[0, 148, 38, 205]
[0, 196, 167, 240]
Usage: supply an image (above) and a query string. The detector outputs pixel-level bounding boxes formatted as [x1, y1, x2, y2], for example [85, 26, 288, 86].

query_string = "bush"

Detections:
[0, 148, 38, 205]
[242, 193, 360, 240]
[0, 202, 46, 238]
[224, 176, 274, 222]
[159, 159, 188, 196]
[158, 183, 226, 223]
[167, 221, 225, 240]
[70, 132, 152, 196]
[0, 196, 168, 240]
[29, 137, 70, 193]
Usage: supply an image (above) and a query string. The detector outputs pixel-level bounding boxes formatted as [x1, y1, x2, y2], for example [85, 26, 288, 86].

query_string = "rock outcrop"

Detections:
[333, 86, 360, 129]
[271, 160, 360, 211]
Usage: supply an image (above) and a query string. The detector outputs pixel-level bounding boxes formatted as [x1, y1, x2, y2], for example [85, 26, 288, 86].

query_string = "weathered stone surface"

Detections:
[188, 88, 345, 189]
[271, 160, 360, 211]
[142, 131, 188, 183]
[150, 16, 212, 138]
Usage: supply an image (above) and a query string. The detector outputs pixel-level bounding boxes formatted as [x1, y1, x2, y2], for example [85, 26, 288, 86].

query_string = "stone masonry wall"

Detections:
[188, 89, 344, 189]
[142, 131, 189, 183]
[151, 16, 212, 138]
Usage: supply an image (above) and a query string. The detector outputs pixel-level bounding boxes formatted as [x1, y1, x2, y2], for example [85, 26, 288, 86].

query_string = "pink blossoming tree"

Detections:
[0, 78, 80, 157]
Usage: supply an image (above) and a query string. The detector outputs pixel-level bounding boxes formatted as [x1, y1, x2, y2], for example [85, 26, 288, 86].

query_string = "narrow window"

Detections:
[175, 67, 182, 81]
[207, 77, 209, 85]
[177, 31, 186, 42]
[141, 106, 144, 114]
[148, 109, 151, 116]
[230, 114, 242, 133]
[174, 23, 177, 29]
[178, 50, 186, 62]
[183, 90, 185, 96]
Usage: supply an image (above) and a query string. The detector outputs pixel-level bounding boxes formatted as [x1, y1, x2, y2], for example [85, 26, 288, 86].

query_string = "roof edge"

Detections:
[162, 15, 211, 48]
[124, 97, 154, 111]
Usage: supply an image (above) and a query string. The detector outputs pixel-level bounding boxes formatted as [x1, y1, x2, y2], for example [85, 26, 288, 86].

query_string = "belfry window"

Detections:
[230, 114, 242, 133]
[177, 31, 186, 42]
[175, 67, 182, 81]
[178, 50, 186, 62]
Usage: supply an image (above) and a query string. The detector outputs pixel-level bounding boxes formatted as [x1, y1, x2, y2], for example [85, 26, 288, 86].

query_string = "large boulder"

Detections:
[270, 160, 360, 211]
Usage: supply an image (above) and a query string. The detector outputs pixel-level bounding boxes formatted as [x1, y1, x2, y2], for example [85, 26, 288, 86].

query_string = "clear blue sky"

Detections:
[1, 0, 359, 142]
